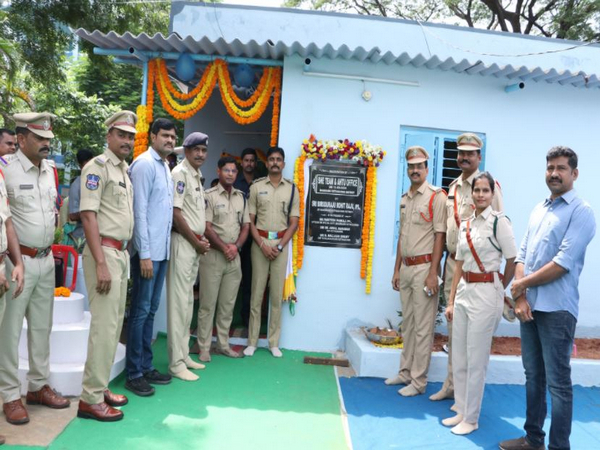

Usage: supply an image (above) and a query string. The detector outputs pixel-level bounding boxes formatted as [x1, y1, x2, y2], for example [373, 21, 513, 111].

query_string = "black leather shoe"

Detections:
[125, 376, 155, 396]
[144, 369, 172, 385]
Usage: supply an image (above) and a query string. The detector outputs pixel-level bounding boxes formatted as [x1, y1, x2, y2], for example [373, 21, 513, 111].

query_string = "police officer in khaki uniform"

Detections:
[429, 132, 504, 404]
[0, 164, 25, 441]
[166, 132, 210, 382]
[243, 147, 299, 358]
[387, 146, 447, 396]
[0, 113, 71, 425]
[77, 111, 136, 422]
[198, 156, 250, 363]
[443, 172, 516, 435]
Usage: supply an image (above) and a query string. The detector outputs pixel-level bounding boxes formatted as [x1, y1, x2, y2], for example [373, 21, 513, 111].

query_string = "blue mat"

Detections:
[339, 378, 600, 450]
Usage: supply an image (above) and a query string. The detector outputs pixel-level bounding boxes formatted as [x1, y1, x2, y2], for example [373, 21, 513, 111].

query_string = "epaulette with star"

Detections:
[251, 176, 266, 185]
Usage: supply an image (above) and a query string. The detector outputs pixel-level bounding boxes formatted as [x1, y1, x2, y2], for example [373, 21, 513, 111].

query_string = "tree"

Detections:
[5, 0, 171, 86]
[285, 0, 600, 41]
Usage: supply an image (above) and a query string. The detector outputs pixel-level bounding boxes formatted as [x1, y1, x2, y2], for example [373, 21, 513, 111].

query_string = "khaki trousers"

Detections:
[398, 262, 438, 392]
[197, 249, 241, 352]
[452, 275, 503, 423]
[167, 232, 201, 374]
[248, 240, 287, 348]
[80, 246, 129, 404]
[0, 261, 5, 327]
[441, 256, 457, 392]
[0, 254, 54, 402]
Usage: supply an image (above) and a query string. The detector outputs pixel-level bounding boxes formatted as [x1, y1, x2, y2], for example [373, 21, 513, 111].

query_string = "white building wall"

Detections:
[276, 55, 598, 351]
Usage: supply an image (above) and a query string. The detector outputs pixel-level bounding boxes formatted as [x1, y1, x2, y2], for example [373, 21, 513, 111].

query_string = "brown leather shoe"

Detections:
[77, 401, 123, 422]
[26, 385, 70, 409]
[3, 399, 29, 425]
[104, 389, 128, 407]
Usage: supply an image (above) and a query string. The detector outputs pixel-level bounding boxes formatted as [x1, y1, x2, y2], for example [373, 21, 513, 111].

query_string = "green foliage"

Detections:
[285, 0, 600, 41]
[30, 62, 120, 164]
[7, 0, 170, 87]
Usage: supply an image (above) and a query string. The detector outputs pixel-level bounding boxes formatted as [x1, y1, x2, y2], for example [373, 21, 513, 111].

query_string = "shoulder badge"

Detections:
[401, 192, 407, 198]
[46, 159, 56, 168]
[0, 155, 13, 167]
[449, 178, 459, 186]
[85, 174, 100, 191]
[94, 156, 106, 167]
[251, 176, 266, 185]
[435, 187, 448, 196]
[284, 177, 294, 185]
[176, 180, 185, 195]
[205, 186, 218, 194]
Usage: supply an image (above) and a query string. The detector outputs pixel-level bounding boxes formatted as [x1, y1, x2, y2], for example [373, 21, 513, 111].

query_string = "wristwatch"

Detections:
[276, 244, 283, 252]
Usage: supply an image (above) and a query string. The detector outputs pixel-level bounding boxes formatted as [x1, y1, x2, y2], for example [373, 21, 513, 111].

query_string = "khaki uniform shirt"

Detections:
[446, 170, 504, 254]
[172, 158, 206, 236]
[2, 151, 56, 249]
[205, 183, 250, 244]
[249, 177, 300, 231]
[456, 206, 517, 272]
[80, 149, 133, 241]
[399, 181, 447, 258]
[0, 172, 11, 253]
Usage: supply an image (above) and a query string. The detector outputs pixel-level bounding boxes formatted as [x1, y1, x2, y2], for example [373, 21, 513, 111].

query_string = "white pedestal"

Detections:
[344, 327, 600, 386]
[18, 293, 126, 396]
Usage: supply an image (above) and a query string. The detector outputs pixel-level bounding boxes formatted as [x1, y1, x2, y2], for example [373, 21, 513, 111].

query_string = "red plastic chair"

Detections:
[51, 245, 79, 291]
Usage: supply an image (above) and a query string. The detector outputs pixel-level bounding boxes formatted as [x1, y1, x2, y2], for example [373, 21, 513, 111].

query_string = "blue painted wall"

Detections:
[275, 55, 599, 351]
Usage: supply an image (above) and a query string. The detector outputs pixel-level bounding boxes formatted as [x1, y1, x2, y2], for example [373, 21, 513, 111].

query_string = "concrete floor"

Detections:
[0, 397, 77, 447]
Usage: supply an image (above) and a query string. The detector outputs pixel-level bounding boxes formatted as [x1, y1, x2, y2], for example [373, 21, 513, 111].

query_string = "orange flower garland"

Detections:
[54, 287, 71, 297]
[133, 58, 282, 156]
[293, 154, 307, 274]
[360, 167, 373, 279]
[133, 60, 156, 159]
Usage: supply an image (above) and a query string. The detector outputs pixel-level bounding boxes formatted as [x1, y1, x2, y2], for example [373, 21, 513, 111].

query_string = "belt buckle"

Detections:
[267, 231, 278, 240]
[38, 247, 52, 258]
[121, 240, 128, 250]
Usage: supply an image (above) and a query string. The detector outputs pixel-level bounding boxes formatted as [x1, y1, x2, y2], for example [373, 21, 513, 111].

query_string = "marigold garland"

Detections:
[294, 136, 386, 294]
[293, 154, 307, 274]
[133, 58, 282, 159]
[54, 287, 71, 297]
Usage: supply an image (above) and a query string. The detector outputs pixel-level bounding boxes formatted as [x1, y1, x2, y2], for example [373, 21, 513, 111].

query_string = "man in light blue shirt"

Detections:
[500, 147, 595, 450]
[126, 118, 175, 397]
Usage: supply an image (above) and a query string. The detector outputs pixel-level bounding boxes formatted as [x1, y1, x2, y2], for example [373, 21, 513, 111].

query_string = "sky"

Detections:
[224, 0, 289, 8]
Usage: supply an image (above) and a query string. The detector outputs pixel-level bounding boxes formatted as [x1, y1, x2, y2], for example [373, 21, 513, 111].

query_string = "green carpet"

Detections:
[45, 336, 348, 450]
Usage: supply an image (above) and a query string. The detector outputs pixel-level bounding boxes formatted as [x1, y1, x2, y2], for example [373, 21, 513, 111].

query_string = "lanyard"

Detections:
[465, 219, 487, 273]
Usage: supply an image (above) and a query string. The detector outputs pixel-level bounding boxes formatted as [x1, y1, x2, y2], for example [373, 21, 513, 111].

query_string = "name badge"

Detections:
[119, 182, 126, 188]
[400, 205, 406, 209]
[259, 191, 268, 195]
[19, 184, 34, 190]
[215, 204, 225, 209]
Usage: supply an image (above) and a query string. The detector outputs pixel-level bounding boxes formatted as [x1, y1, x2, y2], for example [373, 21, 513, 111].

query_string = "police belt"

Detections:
[100, 237, 128, 251]
[462, 271, 497, 283]
[257, 229, 286, 240]
[402, 254, 432, 266]
[172, 229, 203, 240]
[20, 245, 52, 259]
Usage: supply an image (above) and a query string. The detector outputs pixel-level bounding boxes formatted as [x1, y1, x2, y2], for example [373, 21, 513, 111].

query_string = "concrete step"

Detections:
[20, 313, 92, 364]
[344, 327, 600, 387]
[18, 343, 126, 396]
[52, 293, 85, 324]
